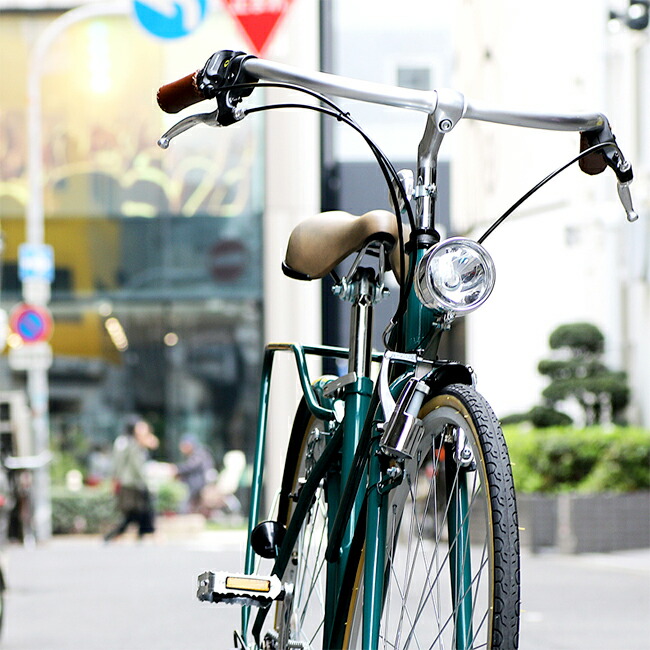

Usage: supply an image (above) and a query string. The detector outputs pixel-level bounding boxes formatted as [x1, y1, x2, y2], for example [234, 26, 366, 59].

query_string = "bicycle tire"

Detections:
[340, 383, 520, 650]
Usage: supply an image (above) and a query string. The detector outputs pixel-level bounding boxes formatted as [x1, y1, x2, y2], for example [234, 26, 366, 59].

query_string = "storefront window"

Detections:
[0, 9, 264, 462]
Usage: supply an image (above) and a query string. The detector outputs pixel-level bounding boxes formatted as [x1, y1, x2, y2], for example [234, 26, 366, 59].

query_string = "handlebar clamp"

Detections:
[196, 50, 258, 126]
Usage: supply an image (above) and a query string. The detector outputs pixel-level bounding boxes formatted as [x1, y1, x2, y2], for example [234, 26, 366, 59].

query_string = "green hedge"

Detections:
[51, 481, 188, 535]
[51, 486, 117, 535]
[156, 480, 188, 513]
[503, 425, 650, 494]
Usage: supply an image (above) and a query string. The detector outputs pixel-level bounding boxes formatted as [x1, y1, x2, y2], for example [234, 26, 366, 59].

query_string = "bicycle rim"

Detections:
[343, 383, 520, 650]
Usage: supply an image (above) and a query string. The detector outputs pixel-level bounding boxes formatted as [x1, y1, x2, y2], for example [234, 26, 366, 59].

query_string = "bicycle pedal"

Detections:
[197, 571, 284, 607]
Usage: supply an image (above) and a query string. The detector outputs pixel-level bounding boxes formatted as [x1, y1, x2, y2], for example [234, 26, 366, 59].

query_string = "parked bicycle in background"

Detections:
[157, 50, 637, 650]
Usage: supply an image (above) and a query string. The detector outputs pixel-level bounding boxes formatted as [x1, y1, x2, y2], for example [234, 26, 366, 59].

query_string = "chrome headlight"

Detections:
[414, 237, 495, 315]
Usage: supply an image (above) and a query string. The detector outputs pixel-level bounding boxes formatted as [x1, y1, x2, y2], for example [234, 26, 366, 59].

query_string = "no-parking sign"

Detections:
[10, 304, 53, 344]
[132, 0, 208, 39]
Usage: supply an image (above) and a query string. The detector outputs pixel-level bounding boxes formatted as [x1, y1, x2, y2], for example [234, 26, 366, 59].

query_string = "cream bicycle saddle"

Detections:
[282, 209, 400, 280]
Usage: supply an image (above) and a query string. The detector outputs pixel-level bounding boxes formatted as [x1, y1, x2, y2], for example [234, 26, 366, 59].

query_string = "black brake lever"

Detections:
[580, 122, 638, 222]
[580, 121, 632, 182]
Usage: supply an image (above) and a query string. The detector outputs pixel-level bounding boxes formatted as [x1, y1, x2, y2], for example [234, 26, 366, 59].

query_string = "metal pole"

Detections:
[25, 0, 130, 542]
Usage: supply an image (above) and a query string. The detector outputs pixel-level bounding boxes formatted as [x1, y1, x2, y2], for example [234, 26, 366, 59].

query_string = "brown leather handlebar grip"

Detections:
[157, 71, 205, 114]
[579, 131, 607, 176]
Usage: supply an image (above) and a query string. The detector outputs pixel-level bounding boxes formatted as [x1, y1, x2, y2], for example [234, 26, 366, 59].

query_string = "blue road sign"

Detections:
[18, 243, 55, 283]
[132, 0, 208, 39]
[10, 304, 53, 343]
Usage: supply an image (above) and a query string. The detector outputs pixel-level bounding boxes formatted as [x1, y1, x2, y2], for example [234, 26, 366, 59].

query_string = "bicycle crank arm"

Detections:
[197, 571, 285, 607]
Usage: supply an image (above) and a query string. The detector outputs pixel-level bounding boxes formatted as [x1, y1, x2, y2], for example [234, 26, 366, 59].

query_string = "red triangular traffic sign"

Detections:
[223, 0, 295, 56]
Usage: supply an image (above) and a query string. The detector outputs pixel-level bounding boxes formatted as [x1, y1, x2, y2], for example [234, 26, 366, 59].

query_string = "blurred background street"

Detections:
[0, 1, 648, 649]
[2, 530, 649, 650]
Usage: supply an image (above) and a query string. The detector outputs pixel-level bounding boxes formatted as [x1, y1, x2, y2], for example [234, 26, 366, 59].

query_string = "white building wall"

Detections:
[260, 0, 322, 504]
[606, 24, 650, 426]
[453, 0, 650, 424]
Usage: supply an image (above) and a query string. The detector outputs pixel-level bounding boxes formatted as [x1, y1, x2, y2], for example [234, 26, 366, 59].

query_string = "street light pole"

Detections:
[25, 0, 130, 542]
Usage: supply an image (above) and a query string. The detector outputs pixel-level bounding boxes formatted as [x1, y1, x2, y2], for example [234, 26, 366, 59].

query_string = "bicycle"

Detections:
[156, 50, 638, 650]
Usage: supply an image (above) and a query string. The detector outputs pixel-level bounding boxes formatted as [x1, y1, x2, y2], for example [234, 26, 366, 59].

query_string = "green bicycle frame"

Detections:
[243, 96, 477, 650]
[242, 251, 476, 649]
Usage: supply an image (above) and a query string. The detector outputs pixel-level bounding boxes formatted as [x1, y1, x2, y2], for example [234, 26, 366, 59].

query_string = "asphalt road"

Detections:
[2, 530, 649, 649]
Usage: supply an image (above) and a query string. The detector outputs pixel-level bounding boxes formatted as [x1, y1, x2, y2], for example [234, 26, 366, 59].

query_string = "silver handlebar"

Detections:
[244, 58, 439, 113]
[159, 55, 637, 226]
[242, 57, 636, 227]
[244, 57, 607, 134]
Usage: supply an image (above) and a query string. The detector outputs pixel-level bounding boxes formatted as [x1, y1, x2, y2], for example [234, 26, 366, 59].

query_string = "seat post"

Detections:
[347, 267, 377, 379]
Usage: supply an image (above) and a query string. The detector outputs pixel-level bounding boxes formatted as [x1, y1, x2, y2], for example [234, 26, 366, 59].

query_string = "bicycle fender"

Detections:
[425, 362, 474, 395]
[386, 361, 473, 406]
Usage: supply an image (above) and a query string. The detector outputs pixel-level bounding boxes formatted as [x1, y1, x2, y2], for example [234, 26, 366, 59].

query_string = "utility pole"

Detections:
[23, 0, 130, 542]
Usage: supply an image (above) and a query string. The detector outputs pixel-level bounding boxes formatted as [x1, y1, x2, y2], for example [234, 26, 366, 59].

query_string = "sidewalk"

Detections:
[2, 531, 648, 649]
[2, 530, 247, 650]
[520, 547, 650, 650]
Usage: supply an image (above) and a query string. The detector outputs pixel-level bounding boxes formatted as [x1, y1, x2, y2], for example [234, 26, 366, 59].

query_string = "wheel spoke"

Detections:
[296, 494, 327, 615]
[272, 409, 332, 650]
[294, 494, 328, 644]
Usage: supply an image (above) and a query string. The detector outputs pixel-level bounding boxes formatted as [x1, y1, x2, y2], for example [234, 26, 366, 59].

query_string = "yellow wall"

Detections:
[2, 216, 121, 362]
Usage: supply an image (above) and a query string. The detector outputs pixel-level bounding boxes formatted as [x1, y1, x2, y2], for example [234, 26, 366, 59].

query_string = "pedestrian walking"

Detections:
[104, 416, 159, 542]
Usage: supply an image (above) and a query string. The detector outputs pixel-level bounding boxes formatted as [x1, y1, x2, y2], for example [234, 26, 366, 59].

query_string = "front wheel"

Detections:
[343, 383, 520, 649]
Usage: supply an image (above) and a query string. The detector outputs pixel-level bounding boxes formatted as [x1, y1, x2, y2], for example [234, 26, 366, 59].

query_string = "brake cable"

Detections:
[216, 81, 416, 337]
[222, 82, 415, 225]
[478, 141, 624, 244]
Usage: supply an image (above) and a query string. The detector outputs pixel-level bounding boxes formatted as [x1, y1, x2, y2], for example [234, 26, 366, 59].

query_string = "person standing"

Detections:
[104, 416, 159, 542]
[174, 434, 214, 514]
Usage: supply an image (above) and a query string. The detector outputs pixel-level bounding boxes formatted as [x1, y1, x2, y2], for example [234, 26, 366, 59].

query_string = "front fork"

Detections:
[363, 422, 476, 650]
[446, 444, 475, 649]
